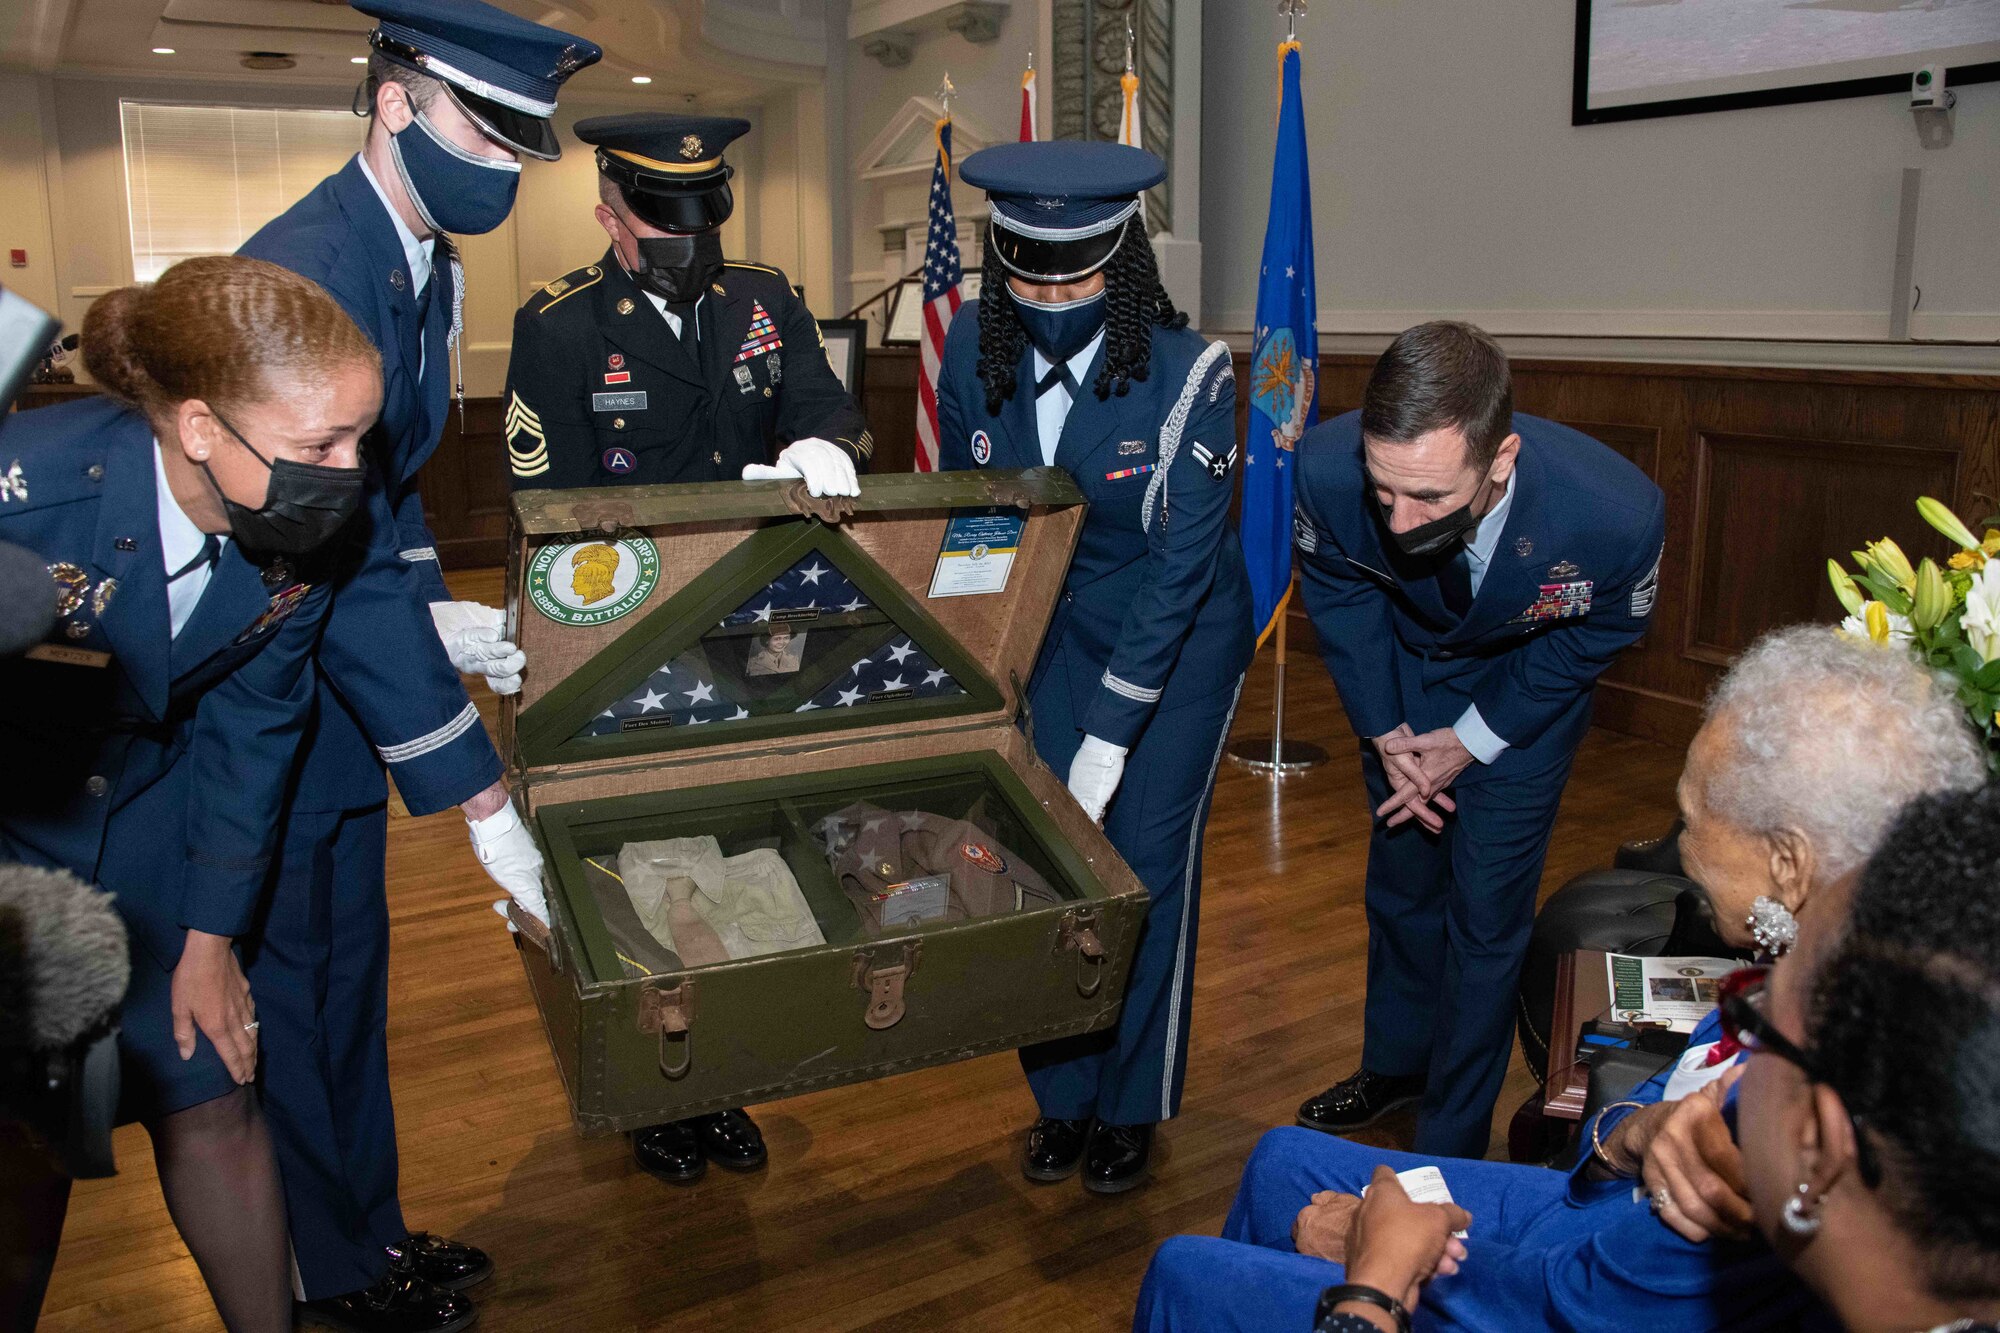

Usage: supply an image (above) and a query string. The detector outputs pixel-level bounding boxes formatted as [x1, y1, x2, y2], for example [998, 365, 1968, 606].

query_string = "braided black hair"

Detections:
[974, 222, 1188, 417]
[1805, 782, 2000, 1301]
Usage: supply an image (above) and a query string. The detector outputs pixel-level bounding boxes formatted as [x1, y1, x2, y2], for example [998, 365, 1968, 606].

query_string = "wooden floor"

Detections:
[40, 579, 1683, 1332]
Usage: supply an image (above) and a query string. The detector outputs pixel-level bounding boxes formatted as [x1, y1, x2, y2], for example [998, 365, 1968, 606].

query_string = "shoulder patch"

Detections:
[529, 264, 604, 315]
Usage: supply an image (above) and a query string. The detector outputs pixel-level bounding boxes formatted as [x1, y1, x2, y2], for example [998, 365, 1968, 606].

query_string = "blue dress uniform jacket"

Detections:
[938, 306, 1254, 1124]
[0, 399, 332, 1117]
[1293, 411, 1665, 779]
[1294, 411, 1667, 1159]
[238, 156, 500, 1298]
[239, 156, 502, 810]
[504, 252, 871, 488]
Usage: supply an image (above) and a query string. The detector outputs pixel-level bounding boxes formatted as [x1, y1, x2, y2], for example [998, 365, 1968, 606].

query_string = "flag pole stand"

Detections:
[1227, 596, 1327, 774]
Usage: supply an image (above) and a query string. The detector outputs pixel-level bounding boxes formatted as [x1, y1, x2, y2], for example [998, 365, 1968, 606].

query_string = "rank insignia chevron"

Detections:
[506, 392, 550, 478]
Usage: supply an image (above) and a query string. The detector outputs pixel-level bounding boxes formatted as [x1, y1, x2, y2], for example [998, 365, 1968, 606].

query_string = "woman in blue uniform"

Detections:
[0, 256, 378, 1331]
[937, 141, 1255, 1194]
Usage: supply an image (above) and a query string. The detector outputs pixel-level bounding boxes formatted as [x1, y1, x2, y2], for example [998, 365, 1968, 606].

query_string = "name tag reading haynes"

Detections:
[593, 391, 648, 413]
[929, 506, 1024, 599]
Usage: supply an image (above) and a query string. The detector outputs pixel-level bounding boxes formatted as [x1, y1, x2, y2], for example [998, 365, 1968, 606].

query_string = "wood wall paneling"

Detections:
[1685, 431, 1959, 665]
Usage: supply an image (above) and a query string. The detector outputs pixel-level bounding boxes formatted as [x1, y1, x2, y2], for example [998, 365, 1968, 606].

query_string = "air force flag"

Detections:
[1240, 38, 1319, 645]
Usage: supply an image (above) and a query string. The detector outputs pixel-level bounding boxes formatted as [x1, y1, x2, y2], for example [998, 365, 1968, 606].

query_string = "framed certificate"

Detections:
[816, 318, 867, 399]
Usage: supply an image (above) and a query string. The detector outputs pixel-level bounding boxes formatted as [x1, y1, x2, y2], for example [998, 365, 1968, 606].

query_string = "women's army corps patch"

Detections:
[528, 537, 662, 626]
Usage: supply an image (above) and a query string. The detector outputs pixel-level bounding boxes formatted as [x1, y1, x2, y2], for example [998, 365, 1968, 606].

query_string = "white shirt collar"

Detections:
[640, 288, 703, 339]
[1463, 469, 1518, 571]
[1032, 329, 1106, 391]
[154, 440, 215, 574]
[355, 152, 433, 293]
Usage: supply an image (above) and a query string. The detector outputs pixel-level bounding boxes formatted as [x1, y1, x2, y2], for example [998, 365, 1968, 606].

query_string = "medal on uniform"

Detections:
[91, 578, 118, 616]
[236, 583, 312, 644]
[765, 351, 782, 385]
[733, 364, 755, 394]
[46, 563, 87, 615]
[1118, 440, 1147, 456]
[262, 558, 292, 588]
[608, 353, 625, 370]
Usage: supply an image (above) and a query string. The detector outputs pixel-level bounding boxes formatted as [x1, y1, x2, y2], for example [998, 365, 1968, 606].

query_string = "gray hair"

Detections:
[1700, 625, 1988, 880]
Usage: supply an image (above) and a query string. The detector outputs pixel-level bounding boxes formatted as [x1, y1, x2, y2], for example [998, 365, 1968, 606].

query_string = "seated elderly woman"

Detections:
[1734, 783, 2000, 1333]
[1133, 626, 1987, 1332]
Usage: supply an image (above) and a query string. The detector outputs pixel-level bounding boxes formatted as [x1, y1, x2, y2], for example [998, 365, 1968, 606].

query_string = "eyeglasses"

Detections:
[1717, 965, 1882, 1188]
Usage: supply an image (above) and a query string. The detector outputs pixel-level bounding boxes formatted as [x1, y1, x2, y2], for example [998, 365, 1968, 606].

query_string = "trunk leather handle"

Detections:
[1058, 908, 1106, 997]
[853, 942, 922, 1030]
[637, 980, 698, 1079]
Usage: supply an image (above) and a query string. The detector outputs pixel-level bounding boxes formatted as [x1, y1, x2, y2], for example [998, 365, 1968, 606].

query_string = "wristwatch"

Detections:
[1315, 1283, 1411, 1333]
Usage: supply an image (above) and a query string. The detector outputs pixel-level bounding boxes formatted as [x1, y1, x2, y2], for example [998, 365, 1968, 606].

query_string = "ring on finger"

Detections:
[243, 1020, 261, 1033]
[1651, 1187, 1673, 1215]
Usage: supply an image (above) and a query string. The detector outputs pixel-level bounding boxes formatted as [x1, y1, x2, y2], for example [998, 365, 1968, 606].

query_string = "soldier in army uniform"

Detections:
[504, 113, 870, 495]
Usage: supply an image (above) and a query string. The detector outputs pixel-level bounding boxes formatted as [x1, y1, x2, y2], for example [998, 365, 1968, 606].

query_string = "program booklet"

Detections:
[1605, 954, 1743, 1034]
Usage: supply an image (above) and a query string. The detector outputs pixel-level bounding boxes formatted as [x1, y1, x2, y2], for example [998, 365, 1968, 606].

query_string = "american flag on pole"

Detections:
[1019, 58, 1037, 140]
[913, 114, 963, 473]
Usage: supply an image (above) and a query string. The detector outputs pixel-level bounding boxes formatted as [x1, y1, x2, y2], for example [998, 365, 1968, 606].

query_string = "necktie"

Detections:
[1037, 361, 1080, 400]
[662, 876, 730, 966]
[668, 302, 699, 355]
[1438, 549, 1474, 619]
[168, 534, 220, 584]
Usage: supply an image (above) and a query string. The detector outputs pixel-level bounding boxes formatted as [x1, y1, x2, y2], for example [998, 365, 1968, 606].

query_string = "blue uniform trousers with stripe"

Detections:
[1019, 647, 1244, 1127]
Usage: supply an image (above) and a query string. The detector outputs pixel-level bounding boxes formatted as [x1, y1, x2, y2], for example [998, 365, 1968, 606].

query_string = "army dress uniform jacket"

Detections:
[1294, 411, 1667, 784]
[504, 251, 871, 489]
[0, 399, 332, 971]
[239, 156, 503, 815]
[937, 308, 1255, 749]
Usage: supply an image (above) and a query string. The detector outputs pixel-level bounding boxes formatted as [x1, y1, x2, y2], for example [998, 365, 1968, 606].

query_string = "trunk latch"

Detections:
[853, 941, 922, 1030]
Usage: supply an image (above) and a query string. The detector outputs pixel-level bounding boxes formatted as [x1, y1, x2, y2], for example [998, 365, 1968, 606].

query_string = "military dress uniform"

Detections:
[504, 255, 869, 488]
[0, 399, 333, 1118]
[939, 143, 1256, 1188]
[1294, 410, 1667, 1159]
[234, 0, 599, 1308]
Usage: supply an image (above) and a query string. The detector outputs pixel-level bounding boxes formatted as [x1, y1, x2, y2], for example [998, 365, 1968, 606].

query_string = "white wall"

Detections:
[1199, 3, 2000, 346]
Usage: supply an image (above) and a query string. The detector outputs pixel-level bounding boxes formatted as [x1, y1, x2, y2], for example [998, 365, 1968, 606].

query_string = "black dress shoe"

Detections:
[1022, 1116, 1092, 1183]
[298, 1274, 476, 1333]
[1297, 1069, 1426, 1134]
[1083, 1122, 1154, 1195]
[385, 1232, 492, 1292]
[693, 1107, 768, 1172]
[632, 1119, 706, 1183]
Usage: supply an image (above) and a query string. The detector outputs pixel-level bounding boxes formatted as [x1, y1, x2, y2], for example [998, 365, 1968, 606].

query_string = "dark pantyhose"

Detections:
[145, 1085, 291, 1332]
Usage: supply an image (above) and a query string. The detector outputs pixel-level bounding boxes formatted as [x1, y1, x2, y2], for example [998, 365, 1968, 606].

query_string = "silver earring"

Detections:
[1749, 896, 1799, 956]
[1781, 1181, 1821, 1237]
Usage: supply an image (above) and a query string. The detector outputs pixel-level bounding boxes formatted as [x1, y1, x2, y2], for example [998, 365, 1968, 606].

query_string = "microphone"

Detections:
[0, 541, 57, 658]
[0, 862, 128, 1183]
[0, 862, 129, 1052]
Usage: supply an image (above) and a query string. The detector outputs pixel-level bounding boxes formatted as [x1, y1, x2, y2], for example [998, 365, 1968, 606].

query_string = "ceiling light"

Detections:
[152, 47, 175, 54]
[631, 76, 652, 84]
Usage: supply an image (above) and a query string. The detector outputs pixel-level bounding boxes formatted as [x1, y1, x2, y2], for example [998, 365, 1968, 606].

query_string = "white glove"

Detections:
[1066, 734, 1129, 825]
[741, 437, 860, 498]
[466, 801, 549, 927]
[431, 601, 526, 695]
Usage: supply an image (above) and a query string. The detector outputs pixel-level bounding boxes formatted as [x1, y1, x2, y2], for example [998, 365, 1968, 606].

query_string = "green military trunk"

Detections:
[503, 471, 1150, 1134]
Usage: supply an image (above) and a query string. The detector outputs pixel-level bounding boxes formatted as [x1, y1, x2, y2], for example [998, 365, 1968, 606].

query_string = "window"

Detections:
[121, 101, 363, 282]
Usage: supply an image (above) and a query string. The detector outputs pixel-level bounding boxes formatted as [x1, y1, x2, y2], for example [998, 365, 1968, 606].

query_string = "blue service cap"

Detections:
[576, 113, 752, 233]
[353, 0, 600, 161]
[959, 141, 1164, 283]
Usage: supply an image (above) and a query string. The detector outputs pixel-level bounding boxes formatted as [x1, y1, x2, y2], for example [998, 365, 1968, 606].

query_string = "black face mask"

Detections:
[200, 413, 365, 558]
[1379, 472, 1500, 558]
[631, 231, 725, 306]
